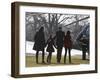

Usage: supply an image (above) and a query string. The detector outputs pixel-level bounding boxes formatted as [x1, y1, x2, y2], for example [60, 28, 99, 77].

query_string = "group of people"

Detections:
[33, 27, 72, 64]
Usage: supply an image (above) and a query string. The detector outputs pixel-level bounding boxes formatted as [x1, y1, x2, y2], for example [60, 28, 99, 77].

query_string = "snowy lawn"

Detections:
[26, 41, 88, 56]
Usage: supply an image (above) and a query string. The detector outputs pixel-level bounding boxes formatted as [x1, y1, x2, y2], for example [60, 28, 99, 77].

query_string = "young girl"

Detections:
[64, 31, 72, 64]
[46, 35, 56, 64]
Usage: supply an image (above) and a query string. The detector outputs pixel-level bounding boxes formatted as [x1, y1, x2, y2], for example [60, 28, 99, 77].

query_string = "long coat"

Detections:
[64, 35, 72, 48]
[33, 31, 45, 51]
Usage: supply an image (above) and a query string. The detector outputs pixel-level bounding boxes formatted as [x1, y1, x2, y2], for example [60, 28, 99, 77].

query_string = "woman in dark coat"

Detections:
[46, 35, 56, 64]
[64, 31, 72, 64]
[33, 27, 46, 64]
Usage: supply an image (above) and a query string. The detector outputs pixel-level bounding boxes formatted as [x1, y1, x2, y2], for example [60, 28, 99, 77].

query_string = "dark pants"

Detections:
[47, 52, 52, 64]
[87, 45, 90, 59]
[57, 47, 63, 63]
[36, 49, 45, 64]
[64, 48, 71, 63]
[82, 46, 87, 60]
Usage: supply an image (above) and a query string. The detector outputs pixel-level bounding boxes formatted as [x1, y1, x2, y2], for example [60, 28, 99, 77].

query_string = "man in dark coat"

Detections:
[33, 27, 46, 64]
[55, 27, 65, 63]
[79, 35, 88, 60]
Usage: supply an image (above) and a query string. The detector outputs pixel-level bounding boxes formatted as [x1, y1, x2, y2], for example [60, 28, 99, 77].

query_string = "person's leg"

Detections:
[57, 48, 59, 63]
[42, 49, 45, 63]
[49, 52, 52, 64]
[64, 48, 67, 64]
[47, 53, 49, 63]
[47, 52, 51, 64]
[60, 47, 63, 63]
[58, 49, 61, 63]
[82, 46, 86, 60]
[58, 48, 62, 63]
[68, 48, 71, 63]
[36, 51, 39, 64]
[87, 46, 90, 60]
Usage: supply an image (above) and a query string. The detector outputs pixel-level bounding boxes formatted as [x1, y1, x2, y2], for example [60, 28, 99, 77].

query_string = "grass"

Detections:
[26, 54, 89, 67]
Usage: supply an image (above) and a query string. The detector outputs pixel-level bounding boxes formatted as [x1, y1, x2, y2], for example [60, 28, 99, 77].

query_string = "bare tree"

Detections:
[26, 12, 90, 46]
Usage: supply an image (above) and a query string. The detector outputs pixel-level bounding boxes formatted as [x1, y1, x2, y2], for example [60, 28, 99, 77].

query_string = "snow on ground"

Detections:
[26, 41, 88, 56]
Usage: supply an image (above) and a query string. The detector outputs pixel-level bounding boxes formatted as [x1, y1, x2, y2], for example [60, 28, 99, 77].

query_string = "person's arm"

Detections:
[63, 32, 65, 38]
[70, 36, 73, 48]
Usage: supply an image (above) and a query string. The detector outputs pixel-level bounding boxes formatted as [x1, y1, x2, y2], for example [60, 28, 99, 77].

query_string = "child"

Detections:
[46, 35, 56, 64]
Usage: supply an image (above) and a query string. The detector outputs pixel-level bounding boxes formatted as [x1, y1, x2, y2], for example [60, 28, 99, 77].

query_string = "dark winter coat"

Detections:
[46, 38, 55, 52]
[80, 37, 88, 48]
[33, 31, 45, 51]
[56, 31, 65, 48]
[64, 35, 72, 48]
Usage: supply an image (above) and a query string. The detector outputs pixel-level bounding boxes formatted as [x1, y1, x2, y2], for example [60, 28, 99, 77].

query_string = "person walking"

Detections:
[64, 31, 72, 64]
[55, 27, 65, 63]
[33, 27, 46, 64]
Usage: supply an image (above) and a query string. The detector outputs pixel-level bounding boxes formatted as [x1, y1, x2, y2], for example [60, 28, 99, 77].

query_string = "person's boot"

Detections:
[36, 52, 38, 64]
